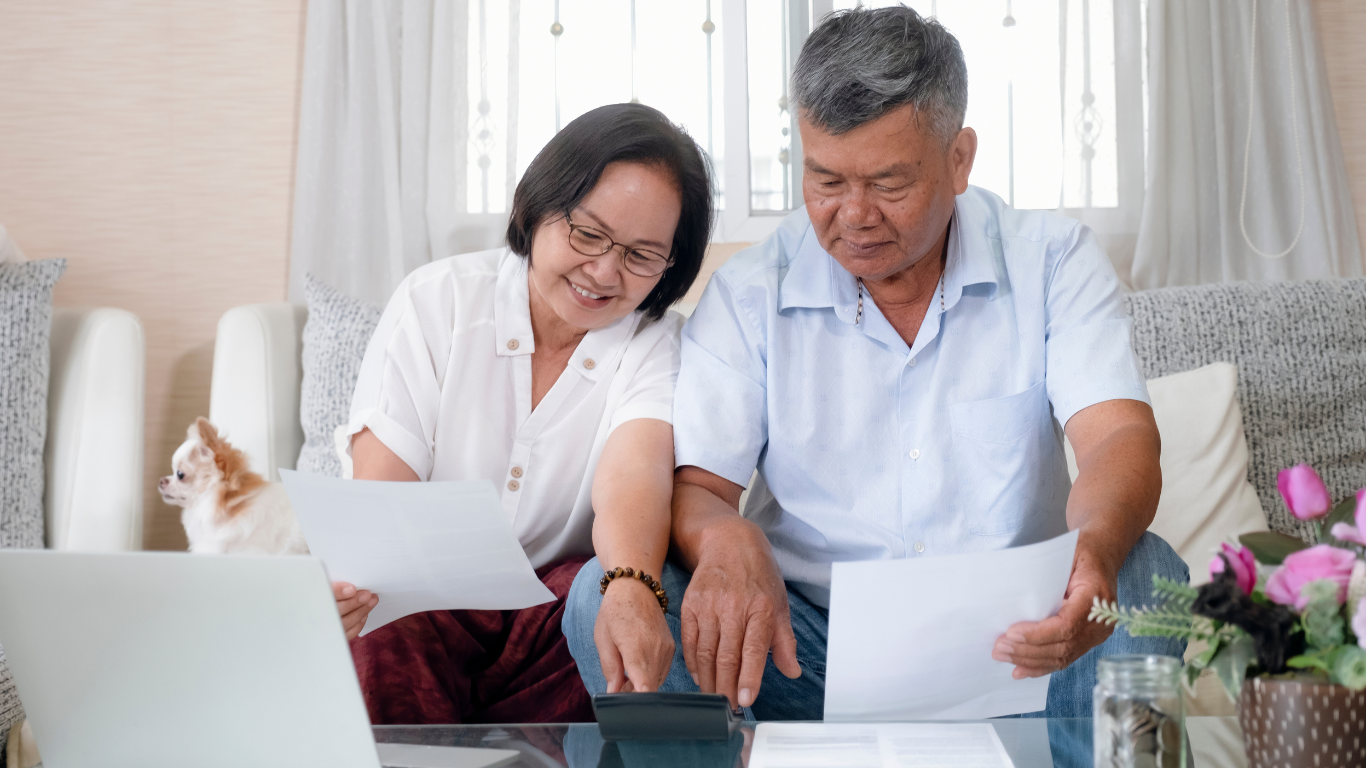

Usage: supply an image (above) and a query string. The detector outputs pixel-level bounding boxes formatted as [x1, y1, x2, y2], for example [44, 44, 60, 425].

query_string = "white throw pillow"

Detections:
[1064, 361, 1268, 586]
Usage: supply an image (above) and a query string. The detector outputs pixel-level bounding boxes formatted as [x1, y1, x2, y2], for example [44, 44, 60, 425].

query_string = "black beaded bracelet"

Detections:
[599, 566, 668, 612]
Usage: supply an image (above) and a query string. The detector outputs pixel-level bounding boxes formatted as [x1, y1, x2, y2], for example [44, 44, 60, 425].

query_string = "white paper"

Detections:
[824, 529, 1079, 721]
[280, 470, 555, 636]
[749, 723, 1016, 768]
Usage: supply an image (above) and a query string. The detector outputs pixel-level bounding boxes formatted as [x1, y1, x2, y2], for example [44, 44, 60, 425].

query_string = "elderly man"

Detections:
[564, 6, 1185, 719]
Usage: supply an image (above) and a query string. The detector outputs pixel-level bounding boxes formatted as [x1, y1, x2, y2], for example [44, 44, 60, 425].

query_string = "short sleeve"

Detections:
[344, 273, 455, 480]
[1044, 223, 1151, 428]
[607, 313, 683, 433]
[673, 272, 769, 488]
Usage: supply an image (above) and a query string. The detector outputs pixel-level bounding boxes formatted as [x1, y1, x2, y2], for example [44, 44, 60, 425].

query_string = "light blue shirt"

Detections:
[674, 186, 1150, 607]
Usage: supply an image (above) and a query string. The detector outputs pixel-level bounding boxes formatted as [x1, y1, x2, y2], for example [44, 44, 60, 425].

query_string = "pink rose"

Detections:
[1209, 543, 1257, 595]
[1264, 544, 1356, 610]
[1278, 464, 1332, 521]
[1329, 489, 1366, 545]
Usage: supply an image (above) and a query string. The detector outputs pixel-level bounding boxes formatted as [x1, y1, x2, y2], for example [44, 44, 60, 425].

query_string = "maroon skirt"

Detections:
[349, 555, 595, 725]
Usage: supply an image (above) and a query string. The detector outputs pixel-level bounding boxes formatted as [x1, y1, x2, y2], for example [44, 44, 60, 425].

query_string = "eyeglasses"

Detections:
[564, 213, 673, 279]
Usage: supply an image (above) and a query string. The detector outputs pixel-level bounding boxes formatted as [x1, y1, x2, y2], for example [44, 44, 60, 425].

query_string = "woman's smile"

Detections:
[566, 276, 614, 308]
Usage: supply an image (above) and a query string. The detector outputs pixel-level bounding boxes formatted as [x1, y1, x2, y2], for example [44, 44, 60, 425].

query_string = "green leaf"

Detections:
[1191, 636, 1224, 668]
[1334, 646, 1366, 691]
[1288, 654, 1333, 673]
[1210, 633, 1256, 703]
[1240, 531, 1312, 565]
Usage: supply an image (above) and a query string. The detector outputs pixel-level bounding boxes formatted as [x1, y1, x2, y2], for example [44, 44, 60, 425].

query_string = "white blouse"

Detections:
[344, 248, 682, 568]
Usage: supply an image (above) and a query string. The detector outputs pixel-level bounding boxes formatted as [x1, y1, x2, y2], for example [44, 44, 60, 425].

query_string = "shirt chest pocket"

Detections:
[948, 381, 1055, 536]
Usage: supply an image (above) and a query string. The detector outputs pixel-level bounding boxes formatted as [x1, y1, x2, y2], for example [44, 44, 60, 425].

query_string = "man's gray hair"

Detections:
[793, 6, 968, 147]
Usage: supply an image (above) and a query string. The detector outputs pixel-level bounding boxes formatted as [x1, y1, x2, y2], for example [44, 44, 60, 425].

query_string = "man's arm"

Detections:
[672, 466, 802, 708]
[991, 398, 1161, 678]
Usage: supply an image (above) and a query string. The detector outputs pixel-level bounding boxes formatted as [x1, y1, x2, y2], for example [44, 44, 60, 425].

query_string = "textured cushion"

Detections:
[0, 259, 63, 548]
[0, 257, 64, 759]
[1065, 362, 1268, 583]
[297, 274, 382, 477]
[1125, 279, 1366, 540]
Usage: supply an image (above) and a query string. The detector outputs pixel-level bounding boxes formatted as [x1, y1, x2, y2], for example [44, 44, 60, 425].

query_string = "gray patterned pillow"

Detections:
[0, 257, 65, 758]
[297, 274, 383, 477]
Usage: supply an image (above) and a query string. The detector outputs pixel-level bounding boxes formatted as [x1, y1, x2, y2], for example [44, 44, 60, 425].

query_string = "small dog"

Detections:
[160, 417, 308, 555]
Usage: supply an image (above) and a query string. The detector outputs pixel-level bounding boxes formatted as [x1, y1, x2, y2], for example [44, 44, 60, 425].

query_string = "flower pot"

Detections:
[1239, 677, 1366, 768]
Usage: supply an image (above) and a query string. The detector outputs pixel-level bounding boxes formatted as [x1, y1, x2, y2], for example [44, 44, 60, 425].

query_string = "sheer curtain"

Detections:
[289, 0, 516, 306]
[1131, 0, 1362, 289]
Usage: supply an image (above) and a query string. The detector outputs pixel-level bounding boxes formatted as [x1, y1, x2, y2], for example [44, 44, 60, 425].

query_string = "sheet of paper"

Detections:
[749, 723, 1016, 768]
[280, 470, 555, 636]
[824, 529, 1079, 721]
[376, 744, 520, 768]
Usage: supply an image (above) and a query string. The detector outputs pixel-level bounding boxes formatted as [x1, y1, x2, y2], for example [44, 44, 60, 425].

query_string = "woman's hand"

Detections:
[595, 577, 675, 693]
[333, 581, 379, 640]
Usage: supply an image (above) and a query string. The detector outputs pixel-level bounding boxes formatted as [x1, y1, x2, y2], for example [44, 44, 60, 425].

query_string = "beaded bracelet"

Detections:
[598, 566, 668, 612]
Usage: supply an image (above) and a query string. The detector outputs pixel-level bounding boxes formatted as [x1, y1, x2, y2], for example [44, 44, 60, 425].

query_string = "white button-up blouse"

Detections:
[344, 248, 682, 568]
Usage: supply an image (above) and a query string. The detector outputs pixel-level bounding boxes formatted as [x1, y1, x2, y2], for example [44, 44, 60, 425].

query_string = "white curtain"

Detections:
[290, 0, 516, 306]
[1131, 0, 1363, 289]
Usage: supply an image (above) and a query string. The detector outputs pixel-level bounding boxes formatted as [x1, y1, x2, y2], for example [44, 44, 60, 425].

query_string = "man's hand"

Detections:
[681, 516, 802, 708]
[333, 581, 379, 640]
[991, 543, 1117, 678]
[595, 578, 675, 693]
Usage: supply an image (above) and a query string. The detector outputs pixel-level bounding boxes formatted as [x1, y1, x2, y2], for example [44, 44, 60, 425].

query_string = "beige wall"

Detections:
[1315, 0, 1366, 259]
[0, 2, 306, 550]
[0, 2, 1363, 550]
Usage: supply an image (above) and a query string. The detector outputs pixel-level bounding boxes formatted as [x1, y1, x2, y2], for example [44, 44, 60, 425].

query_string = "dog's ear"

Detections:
[194, 417, 221, 447]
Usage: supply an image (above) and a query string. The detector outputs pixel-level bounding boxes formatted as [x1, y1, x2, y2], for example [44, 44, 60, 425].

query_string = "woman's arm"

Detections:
[589, 417, 677, 693]
[333, 427, 418, 639]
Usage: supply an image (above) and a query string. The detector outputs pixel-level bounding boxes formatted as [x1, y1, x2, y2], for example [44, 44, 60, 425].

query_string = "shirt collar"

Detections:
[493, 249, 640, 381]
[775, 194, 1002, 324]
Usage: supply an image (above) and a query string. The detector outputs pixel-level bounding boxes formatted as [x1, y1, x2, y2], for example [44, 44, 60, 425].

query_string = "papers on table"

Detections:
[748, 723, 1016, 768]
[279, 470, 554, 636]
[824, 529, 1079, 721]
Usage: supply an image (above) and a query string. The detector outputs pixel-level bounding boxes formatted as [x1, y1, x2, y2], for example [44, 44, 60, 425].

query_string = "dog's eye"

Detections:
[176, 471, 185, 480]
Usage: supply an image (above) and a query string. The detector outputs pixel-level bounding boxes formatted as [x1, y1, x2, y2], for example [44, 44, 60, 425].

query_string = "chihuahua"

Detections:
[160, 417, 307, 555]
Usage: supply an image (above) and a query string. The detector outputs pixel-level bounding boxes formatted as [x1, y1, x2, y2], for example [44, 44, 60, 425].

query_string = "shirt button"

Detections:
[583, 358, 596, 370]
[909, 358, 917, 368]
[909, 449, 921, 460]
[506, 339, 519, 351]
[914, 541, 925, 553]
[510, 466, 523, 478]
[507, 479, 520, 491]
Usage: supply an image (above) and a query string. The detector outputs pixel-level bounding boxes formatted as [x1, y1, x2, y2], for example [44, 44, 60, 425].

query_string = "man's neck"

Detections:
[862, 221, 951, 313]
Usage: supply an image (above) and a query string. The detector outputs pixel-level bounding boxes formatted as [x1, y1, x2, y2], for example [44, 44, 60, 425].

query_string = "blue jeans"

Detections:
[563, 531, 1187, 719]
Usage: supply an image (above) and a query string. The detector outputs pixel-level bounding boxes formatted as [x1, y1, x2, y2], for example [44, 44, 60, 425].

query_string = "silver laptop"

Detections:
[0, 550, 518, 768]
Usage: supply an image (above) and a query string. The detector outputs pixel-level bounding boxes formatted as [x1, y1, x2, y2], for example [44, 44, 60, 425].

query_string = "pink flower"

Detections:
[1278, 464, 1332, 521]
[1264, 544, 1356, 610]
[1329, 489, 1366, 545]
[1209, 543, 1257, 595]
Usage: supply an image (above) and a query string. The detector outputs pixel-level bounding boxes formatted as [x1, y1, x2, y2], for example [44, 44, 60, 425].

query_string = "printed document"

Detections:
[280, 470, 554, 636]
[824, 529, 1079, 720]
[748, 723, 1015, 768]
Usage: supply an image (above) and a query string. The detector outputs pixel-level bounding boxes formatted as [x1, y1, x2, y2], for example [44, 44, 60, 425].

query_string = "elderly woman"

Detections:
[333, 103, 711, 725]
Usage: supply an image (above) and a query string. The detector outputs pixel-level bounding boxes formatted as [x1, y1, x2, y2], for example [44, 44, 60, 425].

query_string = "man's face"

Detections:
[800, 103, 976, 281]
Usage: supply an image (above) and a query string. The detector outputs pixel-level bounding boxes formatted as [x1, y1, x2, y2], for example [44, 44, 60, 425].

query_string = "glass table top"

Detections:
[374, 716, 1247, 768]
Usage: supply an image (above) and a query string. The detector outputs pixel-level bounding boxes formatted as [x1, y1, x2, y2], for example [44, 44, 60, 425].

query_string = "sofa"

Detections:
[1, 306, 146, 761]
[207, 270, 1366, 720]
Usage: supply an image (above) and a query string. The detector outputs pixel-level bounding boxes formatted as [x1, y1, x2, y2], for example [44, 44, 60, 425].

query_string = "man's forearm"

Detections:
[671, 467, 754, 572]
[1066, 418, 1162, 584]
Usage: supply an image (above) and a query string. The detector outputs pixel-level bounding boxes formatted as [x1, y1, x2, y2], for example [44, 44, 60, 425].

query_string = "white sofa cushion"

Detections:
[1065, 361, 1268, 584]
[298, 275, 381, 477]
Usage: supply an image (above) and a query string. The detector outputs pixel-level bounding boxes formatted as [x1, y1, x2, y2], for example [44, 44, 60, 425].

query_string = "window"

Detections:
[452, 0, 1142, 245]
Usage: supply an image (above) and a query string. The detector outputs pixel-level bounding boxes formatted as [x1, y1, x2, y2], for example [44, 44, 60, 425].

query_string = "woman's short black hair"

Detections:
[506, 103, 714, 321]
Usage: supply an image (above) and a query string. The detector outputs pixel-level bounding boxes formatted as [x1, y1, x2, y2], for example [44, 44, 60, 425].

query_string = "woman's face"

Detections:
[528, 160, 682, 334]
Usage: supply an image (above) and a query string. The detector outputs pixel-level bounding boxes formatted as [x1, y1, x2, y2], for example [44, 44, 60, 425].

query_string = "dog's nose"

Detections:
[159, 476, 170, 490]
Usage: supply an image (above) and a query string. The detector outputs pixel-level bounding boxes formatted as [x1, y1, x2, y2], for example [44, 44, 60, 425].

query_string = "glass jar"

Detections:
[1094, 654, 1186, 768]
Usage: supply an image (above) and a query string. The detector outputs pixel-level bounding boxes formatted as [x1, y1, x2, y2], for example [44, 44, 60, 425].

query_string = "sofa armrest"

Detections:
[209, 304, 308, 481]
[45, 308, 145, 551]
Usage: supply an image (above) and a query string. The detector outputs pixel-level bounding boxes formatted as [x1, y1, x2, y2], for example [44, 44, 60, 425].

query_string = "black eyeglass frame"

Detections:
[563, 213, 674, 279]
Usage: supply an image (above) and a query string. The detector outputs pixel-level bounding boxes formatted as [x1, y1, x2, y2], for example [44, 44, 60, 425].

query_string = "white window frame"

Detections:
[716, 0, 1145, 244]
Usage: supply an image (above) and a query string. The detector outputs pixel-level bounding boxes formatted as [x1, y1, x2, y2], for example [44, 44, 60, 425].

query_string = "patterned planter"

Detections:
[1239, 677, 1366, 768]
